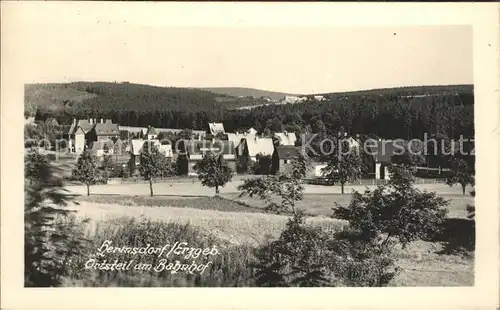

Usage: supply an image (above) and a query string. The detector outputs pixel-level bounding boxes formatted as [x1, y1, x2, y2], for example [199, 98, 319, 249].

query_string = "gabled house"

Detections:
[128, 139, 163, 172]
[272, 146, 303, 174]
[247, 127, 258, 135]
[179, 140, 236, 174]
[367, 139, 407, 180]
[239, 135, 275, 162]
[90, 119, 120, 143]
[208, 122, 225, 136]
[65, 118, 95, 153]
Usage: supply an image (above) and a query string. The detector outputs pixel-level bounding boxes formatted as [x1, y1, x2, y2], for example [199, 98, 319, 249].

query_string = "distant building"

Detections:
[208, 122, 225, 136]
[272, 146, 302, 174]
[238, 135, 275, 162]
[65, 118, 95, 153]
[368, 139, 407, 180]
[91, 119, 120, 143]
[128, 139, 164, 172]
[314, 95, 324, 101]
[178, 140, 236, 174]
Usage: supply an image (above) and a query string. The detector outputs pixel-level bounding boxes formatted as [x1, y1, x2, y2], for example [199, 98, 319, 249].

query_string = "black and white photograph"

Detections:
[2, 3, 499, 308]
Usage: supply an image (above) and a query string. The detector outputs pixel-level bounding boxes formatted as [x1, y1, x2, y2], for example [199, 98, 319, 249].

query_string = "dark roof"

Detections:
[179, 140, 235, 156]
[94, 120, 119, 136]
[368, 140, 407, 163]
[275, 146, 302, 160]
[75, 119, 94, 134]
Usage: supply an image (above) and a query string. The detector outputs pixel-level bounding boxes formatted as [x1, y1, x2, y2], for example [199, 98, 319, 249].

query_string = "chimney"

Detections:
[89, 118, 93, 125]
[73, 118, 76, 125]
[101, 119, 104, 124]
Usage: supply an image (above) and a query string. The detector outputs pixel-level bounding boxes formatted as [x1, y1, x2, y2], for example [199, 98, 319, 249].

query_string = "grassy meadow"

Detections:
[66, 193, 474, 287]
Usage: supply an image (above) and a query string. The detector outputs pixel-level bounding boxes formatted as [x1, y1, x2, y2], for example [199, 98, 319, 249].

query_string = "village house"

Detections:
[272, 145, 302, 174]
[208, 122, 225, 136]
[65, 118, 95, 153]
[238, 135, 275, 162]
[89, 119, 120, 143]
[128, 139, 170, 172]
[368, 139, 407, 180]
[179, 140, 236, 174]
[119, 126, 206, 141]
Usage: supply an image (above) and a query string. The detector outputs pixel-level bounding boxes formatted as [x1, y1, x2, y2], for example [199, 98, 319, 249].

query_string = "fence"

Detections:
[303, 177, 446, 186]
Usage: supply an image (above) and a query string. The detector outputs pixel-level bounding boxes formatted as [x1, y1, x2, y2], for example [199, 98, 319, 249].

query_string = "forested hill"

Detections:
[200, 87, 294, 101]
[312, 84, 473, 98]
[26, 82, 474, 140]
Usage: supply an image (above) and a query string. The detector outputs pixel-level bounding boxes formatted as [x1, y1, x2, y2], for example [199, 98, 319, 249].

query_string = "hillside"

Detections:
[314, 84, 473, 99]
[200, 87, 294, 101]
[26, 81, 474, 140]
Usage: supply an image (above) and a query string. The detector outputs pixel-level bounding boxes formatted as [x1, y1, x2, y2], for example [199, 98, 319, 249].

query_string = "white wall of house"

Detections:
[314, 164, 327, 177]
[75, 133, 85, 153]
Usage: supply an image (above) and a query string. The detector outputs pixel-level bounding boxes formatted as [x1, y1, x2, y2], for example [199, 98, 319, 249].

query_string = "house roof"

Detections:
[90, 140, 114, 152]
[275, 146, 302, 160]
[75, 119, 94, 134]
[129, 139, 161, 156]
[244, 136, 275, 157]
[119, 126, 147, 133]
[180, 140, 235, 157]
[209, 122, 225, 135]
[226, 133, 249, 148]
[368, 140, 407, 163]
[94, 120, 119, 136]
[274, 132, 297, 146]
[112, 139, 127, 154]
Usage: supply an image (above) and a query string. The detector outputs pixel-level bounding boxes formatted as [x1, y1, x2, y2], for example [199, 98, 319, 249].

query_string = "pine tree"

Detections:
[25, 149, 86, 286]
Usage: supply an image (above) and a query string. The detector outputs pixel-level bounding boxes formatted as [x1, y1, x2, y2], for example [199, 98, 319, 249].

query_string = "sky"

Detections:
[7, 4, 473, 94]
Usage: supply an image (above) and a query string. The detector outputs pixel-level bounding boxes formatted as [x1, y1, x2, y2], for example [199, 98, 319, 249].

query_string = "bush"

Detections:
[334, 165, 449, 249]
[252, 212, 398, 287]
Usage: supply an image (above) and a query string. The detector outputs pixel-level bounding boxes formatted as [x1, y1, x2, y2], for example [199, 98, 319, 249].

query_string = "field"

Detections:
[69, 177, 475, 286]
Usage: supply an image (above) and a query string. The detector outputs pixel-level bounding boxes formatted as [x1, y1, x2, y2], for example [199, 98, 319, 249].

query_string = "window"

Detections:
[284, 159, 288, 164]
